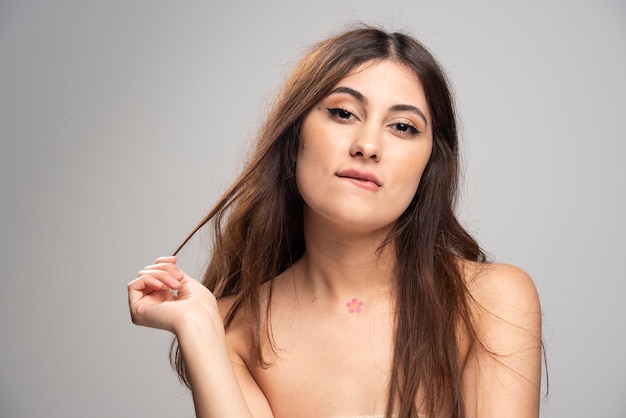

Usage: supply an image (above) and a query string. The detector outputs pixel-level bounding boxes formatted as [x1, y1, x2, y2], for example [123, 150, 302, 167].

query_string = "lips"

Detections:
[336, 168, 382, 188]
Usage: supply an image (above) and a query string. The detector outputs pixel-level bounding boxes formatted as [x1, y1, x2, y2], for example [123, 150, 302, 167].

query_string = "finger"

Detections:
[128, 274, 168, 291]
[136, 268, 183, 290]
[154, 255, 176, 264]
[141, 261, 185, 280]
[127, 275, 171, 306]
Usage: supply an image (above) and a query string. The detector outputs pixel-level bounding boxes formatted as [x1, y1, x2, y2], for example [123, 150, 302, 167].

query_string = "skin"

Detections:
[128, 60, 542, 417]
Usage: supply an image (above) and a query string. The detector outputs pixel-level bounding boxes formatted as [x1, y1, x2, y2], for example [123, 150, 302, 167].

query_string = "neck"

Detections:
[295, 215, 397, 306]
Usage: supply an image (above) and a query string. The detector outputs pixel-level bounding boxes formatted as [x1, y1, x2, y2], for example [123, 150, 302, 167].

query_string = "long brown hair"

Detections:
[171, 25, 486, 417]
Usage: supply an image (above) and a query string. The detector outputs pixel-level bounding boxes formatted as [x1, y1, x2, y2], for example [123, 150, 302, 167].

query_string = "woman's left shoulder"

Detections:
[460, 260, 541, 327]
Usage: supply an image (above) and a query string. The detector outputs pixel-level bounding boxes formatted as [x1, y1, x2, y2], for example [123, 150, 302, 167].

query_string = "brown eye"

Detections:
[327, 108, 356, 120]
[393, 122, 420, 136]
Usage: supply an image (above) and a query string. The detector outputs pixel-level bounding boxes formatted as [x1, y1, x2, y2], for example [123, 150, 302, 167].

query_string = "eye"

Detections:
[391, 121, 421, 137]
[326, 107, 357, 121]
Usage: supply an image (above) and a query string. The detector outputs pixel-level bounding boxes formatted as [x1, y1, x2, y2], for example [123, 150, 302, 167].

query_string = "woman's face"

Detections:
[296, 59, 433, 235]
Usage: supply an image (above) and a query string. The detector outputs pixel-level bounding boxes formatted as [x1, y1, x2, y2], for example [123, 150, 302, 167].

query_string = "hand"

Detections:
[128, 256, 222, 336]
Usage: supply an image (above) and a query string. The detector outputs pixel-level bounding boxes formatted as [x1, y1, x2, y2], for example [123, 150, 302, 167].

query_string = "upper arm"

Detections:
[229, 352, 274, 418]
[463, 264, 543, 418]
[218, 297, 274, 418]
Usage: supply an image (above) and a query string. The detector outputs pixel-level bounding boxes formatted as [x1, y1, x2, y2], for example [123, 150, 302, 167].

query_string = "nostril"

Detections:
[352, 150, 378, 160]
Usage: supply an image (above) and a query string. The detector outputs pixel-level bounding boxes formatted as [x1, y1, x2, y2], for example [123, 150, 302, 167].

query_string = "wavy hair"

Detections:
[171, 25, 486, 417]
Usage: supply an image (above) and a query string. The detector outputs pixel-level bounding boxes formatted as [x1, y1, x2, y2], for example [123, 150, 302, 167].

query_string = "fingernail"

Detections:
[173, 268, 184, 279]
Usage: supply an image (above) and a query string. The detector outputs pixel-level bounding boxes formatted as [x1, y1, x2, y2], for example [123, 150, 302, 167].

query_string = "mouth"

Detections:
[336, 169, 382, 189]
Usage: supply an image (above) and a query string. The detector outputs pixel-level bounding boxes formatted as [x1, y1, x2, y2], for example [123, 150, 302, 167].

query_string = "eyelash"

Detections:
[326, 107, 421, 137]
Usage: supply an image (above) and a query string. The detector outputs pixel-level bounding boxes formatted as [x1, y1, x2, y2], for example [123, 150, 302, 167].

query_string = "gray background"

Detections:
[1, 1, 624, 417]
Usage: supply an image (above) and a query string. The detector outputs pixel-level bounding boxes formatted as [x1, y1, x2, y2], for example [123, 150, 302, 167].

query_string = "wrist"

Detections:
[173, 309, 226, 346]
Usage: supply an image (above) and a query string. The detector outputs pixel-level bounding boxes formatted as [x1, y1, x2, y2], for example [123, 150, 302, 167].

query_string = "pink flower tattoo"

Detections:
[346, 298, 363, 314]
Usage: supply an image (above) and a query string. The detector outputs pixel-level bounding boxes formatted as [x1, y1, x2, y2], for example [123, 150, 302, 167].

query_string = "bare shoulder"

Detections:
[462, 261, 540, 320]
[216, 294, 238, 321]
[216, 295, 235, 317]
[216, 294, 250, 359]
[459, 260, 543, 362]
[215, 282, 274, 363]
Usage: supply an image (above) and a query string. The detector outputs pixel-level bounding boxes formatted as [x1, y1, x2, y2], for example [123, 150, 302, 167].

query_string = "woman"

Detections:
[128, 26, 542, 417]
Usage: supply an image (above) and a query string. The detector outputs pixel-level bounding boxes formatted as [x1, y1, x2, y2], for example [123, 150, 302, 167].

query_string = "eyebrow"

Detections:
[328, 86, 428, 126]
[329, 86, 368, 104]
[390, 104, 428, 126]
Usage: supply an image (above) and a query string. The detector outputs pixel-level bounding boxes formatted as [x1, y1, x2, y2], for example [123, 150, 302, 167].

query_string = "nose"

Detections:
[350, 126, 381, 161]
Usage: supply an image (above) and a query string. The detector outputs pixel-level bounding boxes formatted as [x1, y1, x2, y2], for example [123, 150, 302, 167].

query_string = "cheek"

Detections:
[393, 149, 432, 205]
[397, 142, 431, 179]
[395, 176, 421, 212]
[295, 123, 332, 192]
[295, 141, 320, 200]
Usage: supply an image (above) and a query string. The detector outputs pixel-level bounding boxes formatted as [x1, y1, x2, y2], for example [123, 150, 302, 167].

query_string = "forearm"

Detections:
[129, 258, 259, 416]
[176, 318, 253, 418]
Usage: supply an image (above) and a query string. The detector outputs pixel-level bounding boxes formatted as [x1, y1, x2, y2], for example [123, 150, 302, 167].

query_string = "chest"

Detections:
[248, 303, 396, 417]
